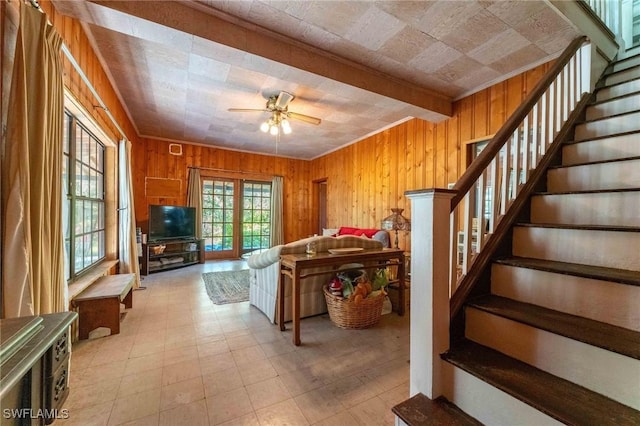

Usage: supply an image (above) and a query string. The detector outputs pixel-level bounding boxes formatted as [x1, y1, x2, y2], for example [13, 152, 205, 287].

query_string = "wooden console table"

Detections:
[279, 248, 405, 345]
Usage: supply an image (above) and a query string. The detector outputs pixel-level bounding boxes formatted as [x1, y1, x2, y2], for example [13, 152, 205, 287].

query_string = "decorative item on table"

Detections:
[305, 234, 317, 256]
[323, 268, 389, 329]
[381, 208, 411, 248]
[151, 245, 166, 255]
[328, 276, 343, 297]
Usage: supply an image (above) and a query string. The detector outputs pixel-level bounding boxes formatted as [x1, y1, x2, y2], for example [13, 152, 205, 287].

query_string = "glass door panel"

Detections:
[202, 179, 236, 259]
[241, 182, 271, 256]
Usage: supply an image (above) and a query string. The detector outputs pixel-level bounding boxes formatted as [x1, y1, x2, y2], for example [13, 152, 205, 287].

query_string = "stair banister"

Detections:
[405, 36, 593, 401]
[449, 36, 591, 315]
[451, 36, 587, 209]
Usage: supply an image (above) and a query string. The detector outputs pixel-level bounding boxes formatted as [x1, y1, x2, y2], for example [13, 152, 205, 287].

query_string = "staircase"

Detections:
[396, 53, 640, 425]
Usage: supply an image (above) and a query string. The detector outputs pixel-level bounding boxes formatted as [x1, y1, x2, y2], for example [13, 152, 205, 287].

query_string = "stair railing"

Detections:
[448, 36, 590, 316]
[406, 36, 592, 400]
[582, 0, 620, 36]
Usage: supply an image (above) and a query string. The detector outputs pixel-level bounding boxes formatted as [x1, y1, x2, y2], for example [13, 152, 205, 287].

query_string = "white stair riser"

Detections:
[547, 160, 640, 192]
[586, 96, 640, 120]
[606, 67, 640, 86]
[613, 57, 640, 73]
[443, 363, 562, 426]
[575, 112, 640, 140]
[512, 226, 640, 271]
[562, 134, 640, 165]
[596, 79, 640, 101]
[531, 192, 640, 227]
[466, 308, 640, 410]
[491, 264, 640, 331]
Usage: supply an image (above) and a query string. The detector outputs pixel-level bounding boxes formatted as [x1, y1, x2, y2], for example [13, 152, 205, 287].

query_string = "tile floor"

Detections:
[60, 260, 410, 426]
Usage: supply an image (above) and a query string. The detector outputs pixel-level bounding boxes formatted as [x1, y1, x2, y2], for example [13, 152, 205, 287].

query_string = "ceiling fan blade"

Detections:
[227, 108, 269, 113]
[275, 91, 295, 110]
[288, 111, 321, 125]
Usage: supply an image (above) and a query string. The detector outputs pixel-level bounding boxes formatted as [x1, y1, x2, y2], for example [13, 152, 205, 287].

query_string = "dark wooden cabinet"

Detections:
[0, 312, 77, 425]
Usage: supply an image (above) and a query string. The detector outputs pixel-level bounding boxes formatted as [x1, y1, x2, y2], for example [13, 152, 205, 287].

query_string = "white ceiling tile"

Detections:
[345, 5, 406, 51]
[55, 0, 580, 159]
[467, 28, 532, 65]
[408, 41, 464, 73]
[188, 54, 231, 81]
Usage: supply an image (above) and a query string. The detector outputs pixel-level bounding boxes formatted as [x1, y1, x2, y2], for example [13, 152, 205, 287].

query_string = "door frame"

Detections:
[312, 178, 328, 235]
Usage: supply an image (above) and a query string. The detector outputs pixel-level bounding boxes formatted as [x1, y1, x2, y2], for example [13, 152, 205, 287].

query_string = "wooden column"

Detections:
[405, 188, 456, 399]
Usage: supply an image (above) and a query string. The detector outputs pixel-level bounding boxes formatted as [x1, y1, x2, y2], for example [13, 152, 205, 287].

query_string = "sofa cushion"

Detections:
[338, 227, 380, 238]
[322, 228, 339, 236]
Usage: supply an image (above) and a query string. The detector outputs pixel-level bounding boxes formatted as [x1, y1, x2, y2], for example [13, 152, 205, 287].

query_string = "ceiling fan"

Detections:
[228, 91, 321, 135]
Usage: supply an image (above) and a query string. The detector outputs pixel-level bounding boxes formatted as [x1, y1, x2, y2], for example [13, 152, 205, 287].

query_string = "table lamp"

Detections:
[381, 208, 411, 248]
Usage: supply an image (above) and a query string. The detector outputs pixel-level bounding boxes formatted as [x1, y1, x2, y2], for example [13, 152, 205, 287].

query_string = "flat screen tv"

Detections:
[148, 205, 196, 241]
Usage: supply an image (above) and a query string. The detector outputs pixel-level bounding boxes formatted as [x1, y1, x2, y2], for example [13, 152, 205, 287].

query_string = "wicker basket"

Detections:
[151, 245, 166, 255]
[323, 286, 384, 329]
[387, 282, 410, 313]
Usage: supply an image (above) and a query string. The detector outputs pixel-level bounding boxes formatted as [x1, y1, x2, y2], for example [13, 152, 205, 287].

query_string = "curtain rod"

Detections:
[188, 166, 283, 179]
[28, 0, 127, 141]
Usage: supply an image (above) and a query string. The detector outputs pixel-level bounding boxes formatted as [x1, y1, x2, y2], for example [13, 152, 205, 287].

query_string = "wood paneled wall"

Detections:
[310, 62, 551, 251]
[14, 0, 553, 252]
[132, 139, 312, 243]
[40, 0, 138, 144]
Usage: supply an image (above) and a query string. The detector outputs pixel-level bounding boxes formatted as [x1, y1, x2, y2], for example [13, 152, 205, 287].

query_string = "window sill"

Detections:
[68, 259, 119, 301]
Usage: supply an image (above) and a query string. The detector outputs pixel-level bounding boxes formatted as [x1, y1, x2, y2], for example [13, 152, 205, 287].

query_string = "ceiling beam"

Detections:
[88, 0, 452, 118]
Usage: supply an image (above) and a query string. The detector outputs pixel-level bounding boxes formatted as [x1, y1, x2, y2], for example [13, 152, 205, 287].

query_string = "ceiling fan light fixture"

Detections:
[281, 118, 292, 135]
[260, 121, 270, 133]
[269, 125, 279, 136]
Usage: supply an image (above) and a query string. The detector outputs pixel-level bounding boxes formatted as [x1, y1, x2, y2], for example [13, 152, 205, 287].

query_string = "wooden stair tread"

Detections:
[604, 62, 640, 78]
[548, 154, 640, 168]
[494, 257, 640, 286]
[564, 128, 640, 145]
[468, 295, 640, 360]
[515, 222, 640, 232]
[590, 89, 640, 106]
[443, 340, 640, 425]
[533, 188, 640, 196]
[392, 394, 482, 426]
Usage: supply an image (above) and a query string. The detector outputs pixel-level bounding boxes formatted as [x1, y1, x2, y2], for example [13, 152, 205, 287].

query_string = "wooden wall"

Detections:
[40, 0, 139, 144]
[7, 0, 554, 252]
[132, 139, 312, 243]
[310, 62, 551, 251]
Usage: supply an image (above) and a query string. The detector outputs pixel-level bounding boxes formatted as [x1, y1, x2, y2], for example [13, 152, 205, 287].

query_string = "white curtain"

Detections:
[270, 176, 284, 246]
[2, 3, 65, 317]
[118, 139, 141, 288]
[186, 168, 202, 239]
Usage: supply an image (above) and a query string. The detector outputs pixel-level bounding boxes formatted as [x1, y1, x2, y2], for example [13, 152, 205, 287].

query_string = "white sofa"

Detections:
[247, 234, 385, 323]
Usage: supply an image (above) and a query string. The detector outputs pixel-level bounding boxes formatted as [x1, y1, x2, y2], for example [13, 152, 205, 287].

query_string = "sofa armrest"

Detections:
[247, 245, 283, 269]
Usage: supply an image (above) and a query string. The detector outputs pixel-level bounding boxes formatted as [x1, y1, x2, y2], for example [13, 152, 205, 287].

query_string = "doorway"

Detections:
[313, 179, 327, 234]
[201, 178, 272, 259]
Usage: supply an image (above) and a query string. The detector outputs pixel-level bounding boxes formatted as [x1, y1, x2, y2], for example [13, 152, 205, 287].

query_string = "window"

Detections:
[63, 110, 106, 281]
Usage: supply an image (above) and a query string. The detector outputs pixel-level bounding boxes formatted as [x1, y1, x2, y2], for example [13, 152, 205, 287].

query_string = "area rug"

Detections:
[202, 269, 250, 305]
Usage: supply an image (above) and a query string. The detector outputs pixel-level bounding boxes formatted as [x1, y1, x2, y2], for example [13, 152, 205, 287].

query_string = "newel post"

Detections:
[405, 188, 456, 399]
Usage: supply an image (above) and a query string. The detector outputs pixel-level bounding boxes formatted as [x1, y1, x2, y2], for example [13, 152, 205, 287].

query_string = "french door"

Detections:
[201, 178, 272, 259]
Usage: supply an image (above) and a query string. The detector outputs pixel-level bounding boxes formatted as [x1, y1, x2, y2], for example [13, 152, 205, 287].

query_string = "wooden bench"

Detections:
[72, 274, 135, 340]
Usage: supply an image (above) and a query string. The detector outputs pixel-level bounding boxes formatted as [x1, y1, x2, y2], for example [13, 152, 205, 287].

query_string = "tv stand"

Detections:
[141, 239, 204, 275]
